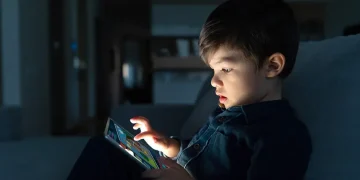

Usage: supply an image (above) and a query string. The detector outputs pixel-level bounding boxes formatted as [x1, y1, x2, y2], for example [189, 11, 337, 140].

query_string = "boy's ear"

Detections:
[264, 53, 285, 78]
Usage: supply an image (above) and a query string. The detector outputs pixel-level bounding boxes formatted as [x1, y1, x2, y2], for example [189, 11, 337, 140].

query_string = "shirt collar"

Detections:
[214, 99, 294, 123]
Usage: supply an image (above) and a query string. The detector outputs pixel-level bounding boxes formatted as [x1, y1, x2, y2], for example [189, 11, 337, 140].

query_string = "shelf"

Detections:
[152, 56, 209, 71]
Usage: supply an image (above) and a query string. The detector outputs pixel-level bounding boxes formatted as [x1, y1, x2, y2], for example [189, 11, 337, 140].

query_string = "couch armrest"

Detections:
[110, 104, 194, 137]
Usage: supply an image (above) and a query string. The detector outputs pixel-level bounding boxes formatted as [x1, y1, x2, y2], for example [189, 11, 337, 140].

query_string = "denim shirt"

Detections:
[173, 100, 312, 180]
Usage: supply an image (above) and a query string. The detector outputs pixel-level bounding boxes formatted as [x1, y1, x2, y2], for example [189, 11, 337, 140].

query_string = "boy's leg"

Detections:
[67, 136, 145, 180]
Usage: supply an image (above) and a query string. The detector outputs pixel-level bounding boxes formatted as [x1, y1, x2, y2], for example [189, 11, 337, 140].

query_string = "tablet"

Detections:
[104, 118, 161, 170]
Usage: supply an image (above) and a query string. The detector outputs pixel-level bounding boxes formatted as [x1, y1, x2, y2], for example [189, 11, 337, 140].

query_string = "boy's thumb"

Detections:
[159, 156, 177, 168]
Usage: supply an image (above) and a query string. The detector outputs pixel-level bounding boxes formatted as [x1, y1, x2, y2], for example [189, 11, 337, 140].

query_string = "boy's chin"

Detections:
[219, 103, 233, 109]
[218, 103, 226, 109]
[220, 101, 242, 109]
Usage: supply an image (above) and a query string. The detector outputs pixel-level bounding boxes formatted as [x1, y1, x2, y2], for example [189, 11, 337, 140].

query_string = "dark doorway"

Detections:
[49, 0, 66, 135]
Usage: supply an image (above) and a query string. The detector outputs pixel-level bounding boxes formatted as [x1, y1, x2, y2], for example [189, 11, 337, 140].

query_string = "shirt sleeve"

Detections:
[158, 123, 209, 160]
[158, 137, 191, 160]
[246, 129, 312, 180]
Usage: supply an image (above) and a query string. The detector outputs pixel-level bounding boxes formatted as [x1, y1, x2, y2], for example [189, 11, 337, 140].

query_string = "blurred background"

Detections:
[0, 0, 359, 138]
[0, 0, 360, 180]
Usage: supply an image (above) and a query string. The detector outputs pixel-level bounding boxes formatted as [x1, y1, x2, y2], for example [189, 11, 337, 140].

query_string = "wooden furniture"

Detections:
[150, 36, 209, 71]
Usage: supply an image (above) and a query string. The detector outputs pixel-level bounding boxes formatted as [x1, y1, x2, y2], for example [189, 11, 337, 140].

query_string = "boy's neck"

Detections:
[261, 88, 282, 102]
[261, 81, 283, 102]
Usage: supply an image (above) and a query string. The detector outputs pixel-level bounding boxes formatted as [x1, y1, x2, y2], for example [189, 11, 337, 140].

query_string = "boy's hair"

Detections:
[199, 0, 299, 78]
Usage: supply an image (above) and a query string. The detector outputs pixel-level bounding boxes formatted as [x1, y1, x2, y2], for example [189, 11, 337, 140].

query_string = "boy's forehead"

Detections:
[208, 47, 246, 65]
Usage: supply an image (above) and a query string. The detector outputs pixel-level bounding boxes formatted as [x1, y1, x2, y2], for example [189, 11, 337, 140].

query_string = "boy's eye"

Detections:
[222, 68, 232, 72]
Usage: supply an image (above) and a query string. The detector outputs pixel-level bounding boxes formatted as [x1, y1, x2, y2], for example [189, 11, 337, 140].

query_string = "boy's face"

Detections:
[208, 47, 283, 108]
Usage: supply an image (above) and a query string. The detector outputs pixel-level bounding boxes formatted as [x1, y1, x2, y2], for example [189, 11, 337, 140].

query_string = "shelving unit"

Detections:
[149, 35, 210, 71]
[152, 56, 208, 70]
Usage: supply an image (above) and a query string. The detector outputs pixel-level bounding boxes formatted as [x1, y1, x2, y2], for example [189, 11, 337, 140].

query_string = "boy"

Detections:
[67, 0, 312, 180]
[136, 0, 312, 179]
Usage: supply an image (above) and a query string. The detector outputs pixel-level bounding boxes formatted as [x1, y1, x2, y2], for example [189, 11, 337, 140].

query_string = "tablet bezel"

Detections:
[104, 118, 160, 170]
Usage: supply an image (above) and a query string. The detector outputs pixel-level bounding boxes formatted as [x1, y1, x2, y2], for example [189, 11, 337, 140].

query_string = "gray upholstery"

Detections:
[283, 35, 360, 180]
[194, 72, 213, 103]
[180, 88, 218, 139]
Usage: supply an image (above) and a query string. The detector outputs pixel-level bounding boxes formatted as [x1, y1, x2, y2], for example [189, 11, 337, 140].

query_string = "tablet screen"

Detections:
[105, 118, 159, 169]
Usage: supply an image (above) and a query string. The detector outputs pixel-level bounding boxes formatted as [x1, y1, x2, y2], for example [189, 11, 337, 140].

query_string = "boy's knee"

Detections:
[85, 136, 108, 148]
[88, 136, 106, 143]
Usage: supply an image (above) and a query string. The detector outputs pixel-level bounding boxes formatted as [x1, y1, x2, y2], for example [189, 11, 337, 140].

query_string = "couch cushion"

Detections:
[283, 35, 360, 180]
[180, 87, 218, 139]
[195, 73, 213, 104]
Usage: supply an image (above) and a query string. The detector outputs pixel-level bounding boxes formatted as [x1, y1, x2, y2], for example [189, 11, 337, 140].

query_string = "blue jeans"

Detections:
[67, 136, 147, 180]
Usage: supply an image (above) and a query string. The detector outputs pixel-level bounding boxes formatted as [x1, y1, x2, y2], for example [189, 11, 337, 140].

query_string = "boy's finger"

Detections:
[133, 123, 142, 130]
[134, 131, 157, 141]
[130, 116, 148, 122]
[130, 117, 150, 126]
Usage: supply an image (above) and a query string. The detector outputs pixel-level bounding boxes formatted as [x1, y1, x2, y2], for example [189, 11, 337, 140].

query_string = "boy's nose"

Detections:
[211, 75, 222, 88]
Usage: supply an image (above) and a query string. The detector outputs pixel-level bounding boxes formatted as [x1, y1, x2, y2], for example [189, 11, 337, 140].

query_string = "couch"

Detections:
[0, 34, 359, 180]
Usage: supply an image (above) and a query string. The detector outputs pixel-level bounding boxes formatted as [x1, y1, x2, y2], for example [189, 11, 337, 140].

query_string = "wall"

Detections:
[152, 5, 214, 36]
[1, 0, 50, 136]
[152, 0, 360, 40]
[325, 0, 360, 37]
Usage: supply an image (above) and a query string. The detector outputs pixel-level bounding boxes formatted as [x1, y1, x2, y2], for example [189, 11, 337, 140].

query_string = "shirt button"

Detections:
[217, 117, 225, 122]
[193, 143, 200, 150]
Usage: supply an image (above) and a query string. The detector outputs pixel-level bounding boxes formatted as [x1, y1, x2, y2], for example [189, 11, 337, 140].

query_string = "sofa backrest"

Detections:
[180, 88, 218, 139]
[283, 35, 360, 180]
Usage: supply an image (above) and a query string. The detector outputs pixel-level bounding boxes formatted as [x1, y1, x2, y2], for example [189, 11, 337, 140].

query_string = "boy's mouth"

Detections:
[216, 92, 227, 104]
[219, 95, 227, 104]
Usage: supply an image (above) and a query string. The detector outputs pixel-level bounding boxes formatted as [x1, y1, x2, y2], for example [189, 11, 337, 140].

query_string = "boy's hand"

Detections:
[130, 116, 167, 151]
[142, 157, 194, 180]
[130, 116, 180, 158]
